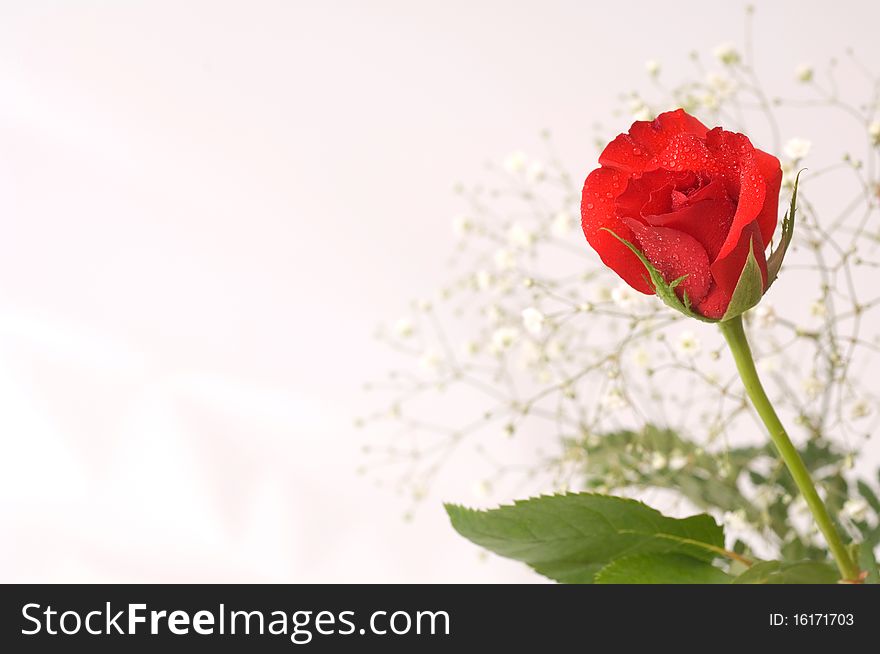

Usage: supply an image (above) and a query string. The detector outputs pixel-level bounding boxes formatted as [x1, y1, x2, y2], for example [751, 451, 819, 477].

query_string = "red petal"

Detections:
[621, 217, 712, 306]
[600, 109, 709, 173]
[581, 167, 654, 294]
[754, 149, 783, 246]
[615, 169, 679, 218]
[650, 132, 714, 174]
[629, 109, 710, 155]
[705, 129, 768, 263]
[693, 284, 729, 320]
[598, 133, 652, 174]
[644, 180, 736, 261]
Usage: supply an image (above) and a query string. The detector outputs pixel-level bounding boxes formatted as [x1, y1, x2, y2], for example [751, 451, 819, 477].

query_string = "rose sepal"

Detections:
[765, 169, 801, 290]
[719, 239, 764, 321]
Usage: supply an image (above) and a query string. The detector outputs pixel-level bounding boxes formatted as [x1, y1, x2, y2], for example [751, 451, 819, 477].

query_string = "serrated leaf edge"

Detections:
[445, 492, 728, 583]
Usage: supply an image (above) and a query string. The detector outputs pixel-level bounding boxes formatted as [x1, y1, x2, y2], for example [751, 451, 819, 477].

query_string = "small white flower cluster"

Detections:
[610, 282, 641, 310]
[795, 63, 814, 83]
[521, 307, 545, 336]
[869, 122, 880, 146]
[713, 42, 741, 66]
[784, 137, 812, 161]
[503, 151, 547, 183]
[700, 72, 737, 110]
[490, 326, 519, 354]
[675, 331, 701, 357]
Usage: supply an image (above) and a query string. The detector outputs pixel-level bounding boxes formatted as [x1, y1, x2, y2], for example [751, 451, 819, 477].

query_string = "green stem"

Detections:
[718, 314, 859, 581]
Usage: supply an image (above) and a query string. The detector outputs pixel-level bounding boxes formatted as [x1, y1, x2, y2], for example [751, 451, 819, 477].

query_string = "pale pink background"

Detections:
[0, 0, 877, 582]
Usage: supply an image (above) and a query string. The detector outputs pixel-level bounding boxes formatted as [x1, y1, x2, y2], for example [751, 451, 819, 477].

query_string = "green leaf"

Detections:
[732, 560, 839, 584]
[857, 480, 880, 515]
[445, 492, 726, 584]
[595, 553, 731, 584]
[765, 170, 800, 289]
[720, 238, 765, 321]
[601, 228, 717, 323]
[858, 543, 879, 584]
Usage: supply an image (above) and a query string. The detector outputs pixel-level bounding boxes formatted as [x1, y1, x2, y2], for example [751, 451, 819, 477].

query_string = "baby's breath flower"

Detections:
[475, 269, 493, 290]
[631, 346, 651, 369]
[676, 331, 701, 356]
[699, 92, 719, 110]
[632, 105, 653, 121]
[758, 355, 780, 373]
[627, 95, 645, 113]
[452, 214, 473, 237]
[723, 509, 749, 532]
[419, 348, 442, 371]
[521, 307, 545, 336]
[526, 161, 546, 183]
[668, 453, 689, 471]
[713, 42, 741, 66]
[802, 374, 823, 399]
[592, 285, 613, 303]
[645, 59, 661, 76]
[601, 387, 627, 411]
[810, 300, 827, 318]
[790, 496, 810, 519]
[706, 72, 735, 96]
[754, 486, 780, 510]
[490, 327, 519, 353]
[611, 283, 639, 309]
[841, 498, 868, 522]
[502, 151, 527, 174]
[784, 137, 812, 161]
[393, 317, 414, 338]
[551, 210, 575, 236]
[508, 223, 535, 249]
[472, 480, 492, 499]
[780, 161, 797, 189]
[545, 339, 564, 360]
[487, 304, 503, 324]
[462, 340, 480, 357]
[850, 400, 871, 419]
[493, 248, 516, 270]
[753, 304, 776, 328]
[869, 121, 880, 145]
[795, 63, 814, 83]
[517, 340, 542, 368]
[650, 451, 668, 470]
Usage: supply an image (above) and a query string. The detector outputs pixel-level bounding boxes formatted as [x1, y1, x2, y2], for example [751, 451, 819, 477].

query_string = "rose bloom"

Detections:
[581, 109, 782, 319]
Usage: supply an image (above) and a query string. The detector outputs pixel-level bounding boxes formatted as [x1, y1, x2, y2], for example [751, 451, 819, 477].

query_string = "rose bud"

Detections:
[581, 109, 794, 322]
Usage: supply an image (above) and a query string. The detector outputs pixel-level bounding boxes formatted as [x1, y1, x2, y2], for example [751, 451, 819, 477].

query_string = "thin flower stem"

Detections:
[718, 315, 860, 582]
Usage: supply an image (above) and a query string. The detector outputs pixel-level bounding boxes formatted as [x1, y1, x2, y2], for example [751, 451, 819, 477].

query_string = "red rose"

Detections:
[581, 109, 782, 320]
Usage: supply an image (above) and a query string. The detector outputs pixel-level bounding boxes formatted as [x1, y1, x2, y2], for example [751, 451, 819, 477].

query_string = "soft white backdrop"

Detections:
[0, 0, 877, 582]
